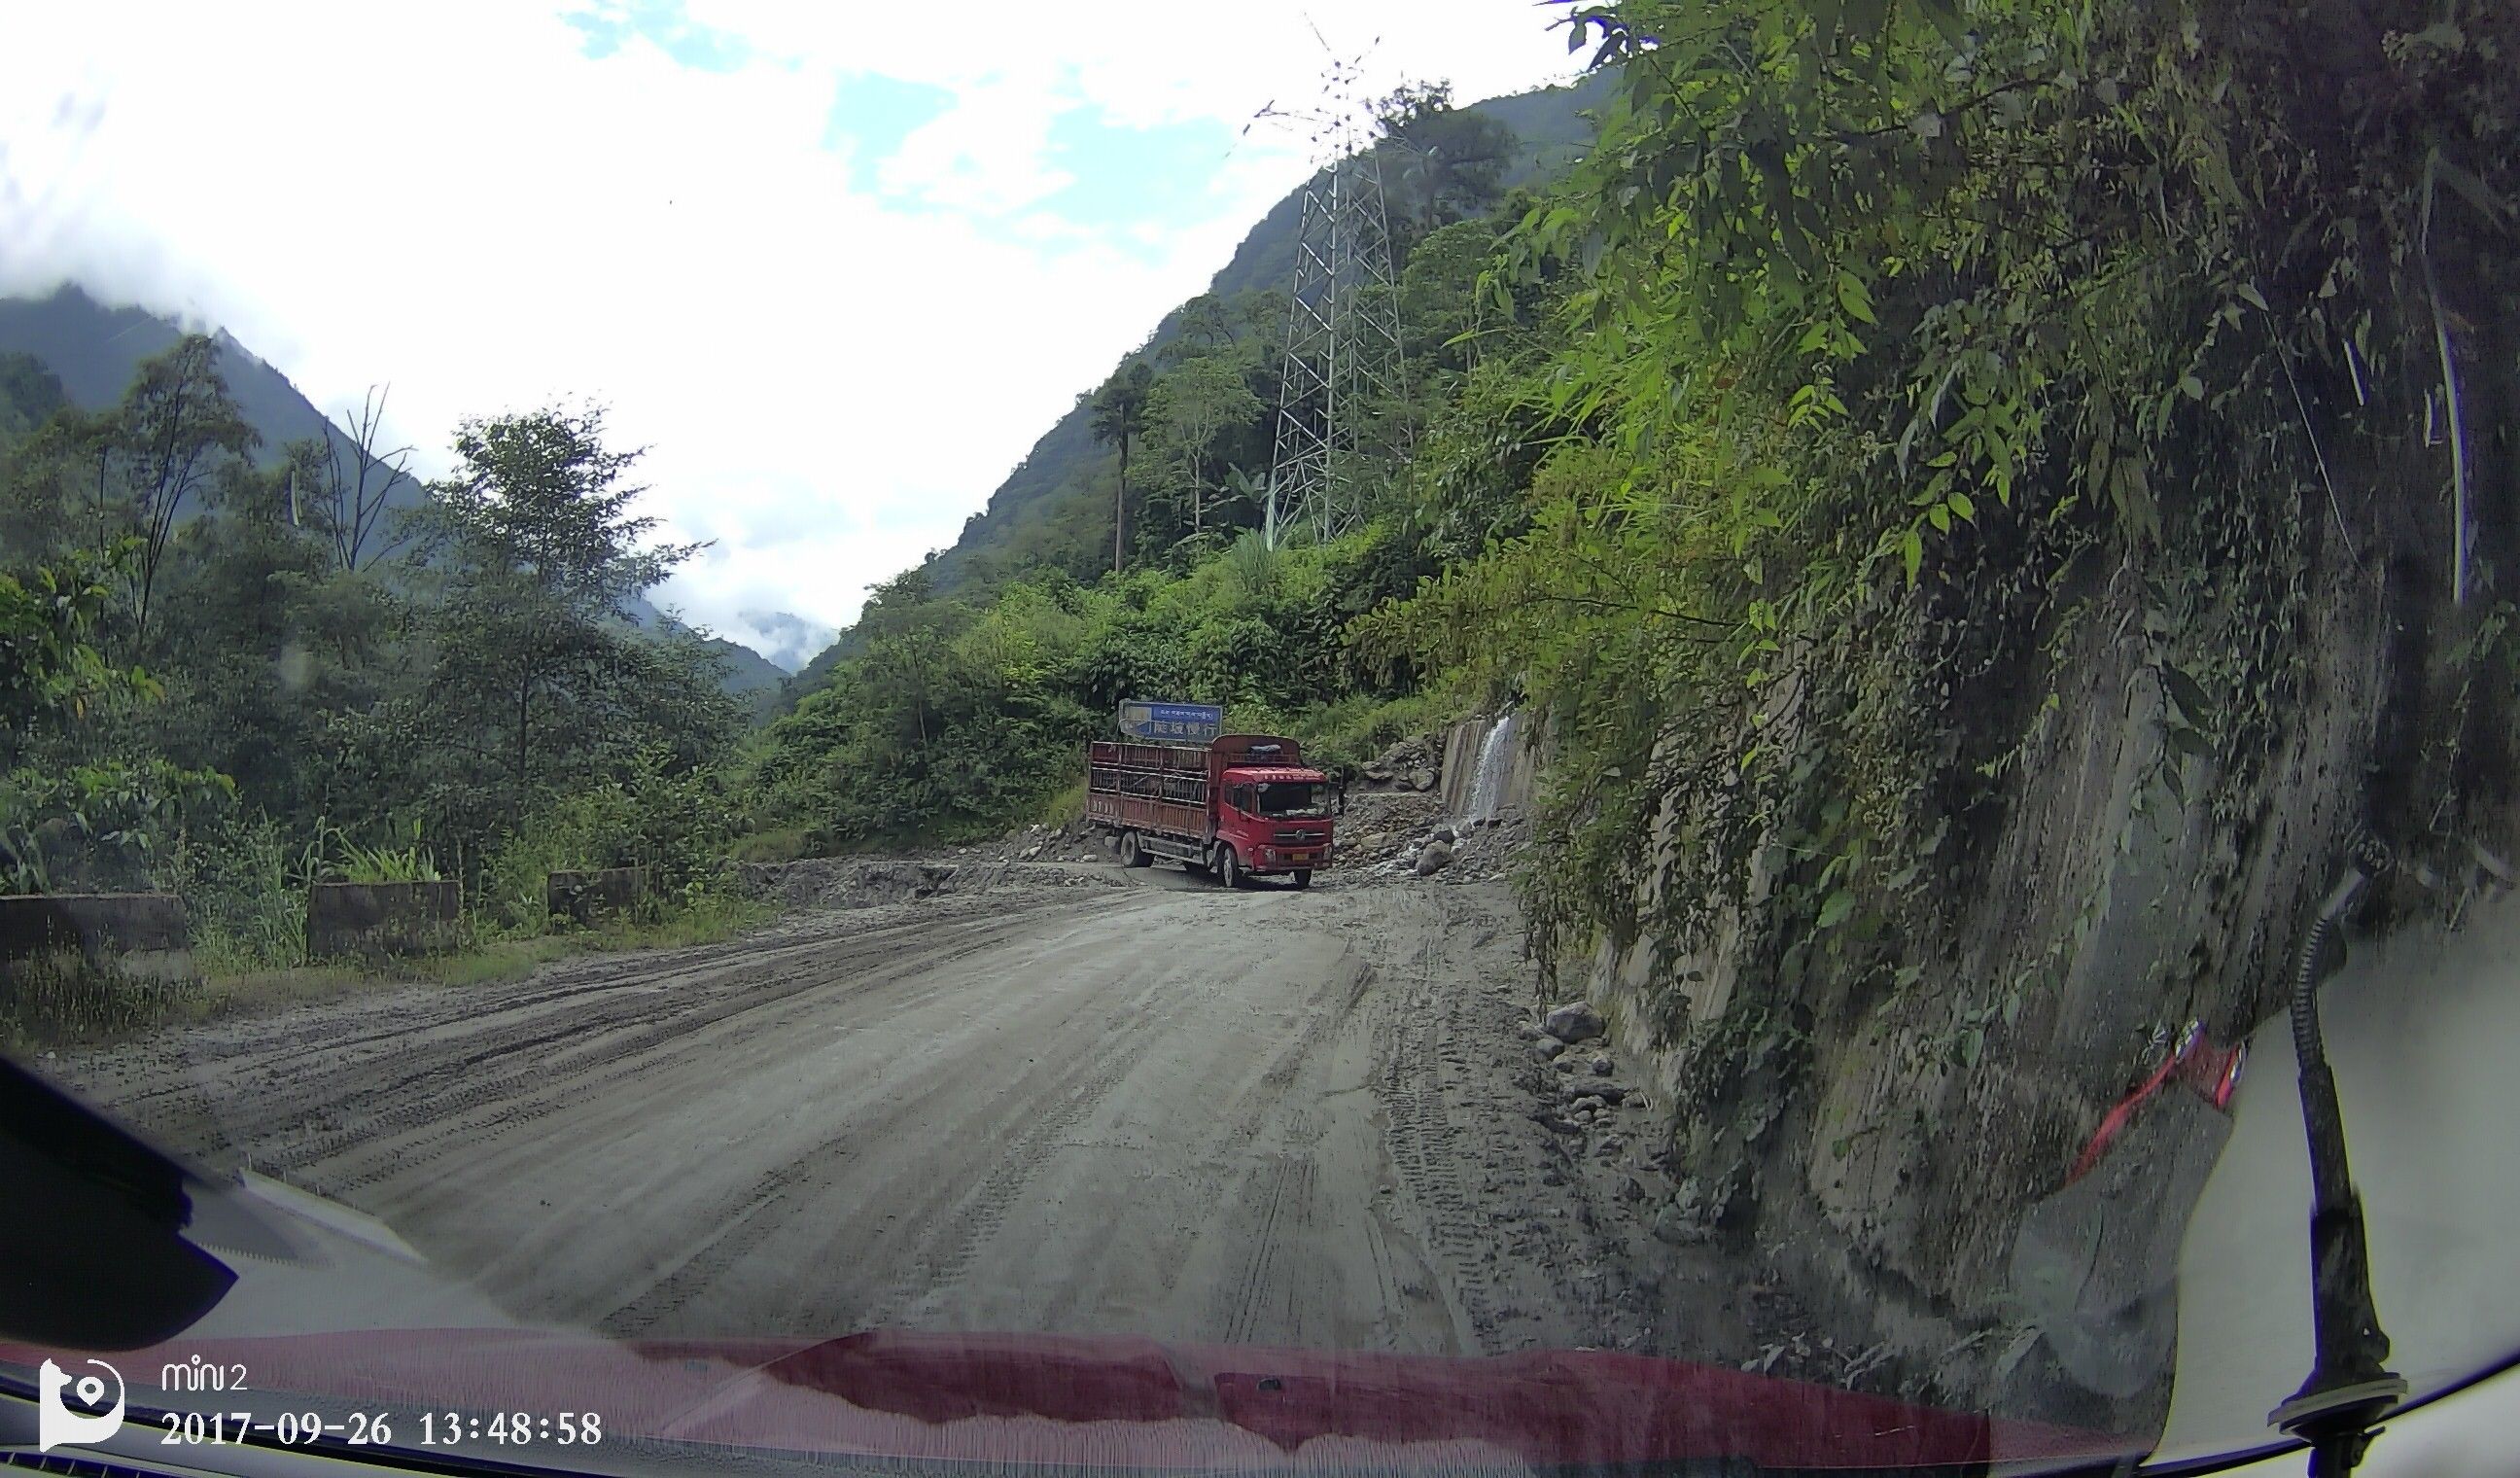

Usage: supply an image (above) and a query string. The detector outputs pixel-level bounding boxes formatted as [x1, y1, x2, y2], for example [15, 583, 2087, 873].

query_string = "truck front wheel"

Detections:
[1119, 831, 1152, 868]
[1217, 846, 1243, 890]
[1290, 869, 1312, 890]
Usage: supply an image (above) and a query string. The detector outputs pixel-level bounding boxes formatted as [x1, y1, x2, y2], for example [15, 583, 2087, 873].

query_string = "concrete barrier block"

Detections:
[307, 880, 462, 960]
[0, 893, 196, 981]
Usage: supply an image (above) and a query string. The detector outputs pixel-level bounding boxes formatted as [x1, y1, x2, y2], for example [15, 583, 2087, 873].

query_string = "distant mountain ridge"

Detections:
[0, 286, 367, 475]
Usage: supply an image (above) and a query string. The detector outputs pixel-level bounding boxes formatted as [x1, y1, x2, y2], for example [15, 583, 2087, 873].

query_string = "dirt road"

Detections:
[52, 867, 1690, 1357]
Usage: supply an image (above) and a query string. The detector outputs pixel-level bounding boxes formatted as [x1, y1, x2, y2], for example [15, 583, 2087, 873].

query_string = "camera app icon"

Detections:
[38, 1358, 125, 1452]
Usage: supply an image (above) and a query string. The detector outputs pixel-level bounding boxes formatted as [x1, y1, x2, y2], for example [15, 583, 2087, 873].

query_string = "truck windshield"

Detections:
[1254, 782, 1328, 817]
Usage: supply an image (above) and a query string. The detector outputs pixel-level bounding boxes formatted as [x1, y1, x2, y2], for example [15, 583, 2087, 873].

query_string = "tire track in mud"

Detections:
[861, 930, 1288, 1333]
[1218, 1153, 1316, 1345]
[1357, 887, 1626, 1356]
[307, 912, 1059, 1203]
[1378, 967, 1508, 1345]
[605, 897, 1202, 1337]
[93, 924, 849, 1118]
[600, 1127, 866, 1336]
[92, 902, 1070, 1185]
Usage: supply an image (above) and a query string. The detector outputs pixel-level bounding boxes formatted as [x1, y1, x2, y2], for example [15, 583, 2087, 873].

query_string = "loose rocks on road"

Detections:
[1544, 1001, 1606, 1043]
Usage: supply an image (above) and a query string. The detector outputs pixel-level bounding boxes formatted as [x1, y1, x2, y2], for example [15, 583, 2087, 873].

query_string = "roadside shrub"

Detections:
[478, 755, 743, 932]
[169, 814, 319, 971]
[0, 948, 192, 1048]
[1296, 688, 1467, 777]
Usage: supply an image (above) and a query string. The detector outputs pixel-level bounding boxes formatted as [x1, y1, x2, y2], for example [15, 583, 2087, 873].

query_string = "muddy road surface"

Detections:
[51, 868, 1697, 1357]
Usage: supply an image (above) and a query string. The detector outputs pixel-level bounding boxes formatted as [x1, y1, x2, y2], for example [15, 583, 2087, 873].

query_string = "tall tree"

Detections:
[0, 545, 228, 893]
[1089, 361, 1155, 576]
[147, 452, 390, 822]
[115, 336, 258, 656]
[1371, 81, 1515, 243]
[0, 352, 66, 441]
[1167, 294, 1236, 358]
[401, 405, 713, 822]
[1146, 359, 1264, 540]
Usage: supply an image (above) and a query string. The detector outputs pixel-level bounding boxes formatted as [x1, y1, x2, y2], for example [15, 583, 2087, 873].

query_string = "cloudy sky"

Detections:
[0, 1, 1580, 669]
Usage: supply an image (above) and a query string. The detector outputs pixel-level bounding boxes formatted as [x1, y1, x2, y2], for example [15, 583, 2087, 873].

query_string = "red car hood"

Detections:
[8, 1326, 2140, 1473]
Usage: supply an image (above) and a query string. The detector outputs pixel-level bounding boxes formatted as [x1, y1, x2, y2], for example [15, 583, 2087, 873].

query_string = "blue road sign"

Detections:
[1117, 700, 1223, 743]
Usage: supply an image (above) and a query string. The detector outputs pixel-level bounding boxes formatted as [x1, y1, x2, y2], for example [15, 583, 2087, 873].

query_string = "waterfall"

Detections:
[1462, 712, 1520, 825]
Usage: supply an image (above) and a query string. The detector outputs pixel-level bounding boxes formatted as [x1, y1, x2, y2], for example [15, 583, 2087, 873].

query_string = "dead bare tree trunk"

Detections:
[327, 384, 416, 571]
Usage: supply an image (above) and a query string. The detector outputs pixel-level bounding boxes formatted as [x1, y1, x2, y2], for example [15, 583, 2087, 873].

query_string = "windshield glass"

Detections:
[4, 5, 2515, 1477]
[1253, 782, 1328, 818]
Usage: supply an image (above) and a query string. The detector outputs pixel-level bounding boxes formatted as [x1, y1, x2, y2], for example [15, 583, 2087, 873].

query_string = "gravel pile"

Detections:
[961, 818, 1107, 865]
[1323, 789, 1447, 868]
[1339, 808, 1530, 886]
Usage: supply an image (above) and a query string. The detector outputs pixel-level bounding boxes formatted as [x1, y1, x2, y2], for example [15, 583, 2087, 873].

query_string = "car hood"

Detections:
[6, 1323, 2140, 1474]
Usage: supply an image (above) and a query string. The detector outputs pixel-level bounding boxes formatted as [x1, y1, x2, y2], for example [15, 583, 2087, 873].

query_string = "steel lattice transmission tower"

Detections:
[1266, 71, 1408, 544]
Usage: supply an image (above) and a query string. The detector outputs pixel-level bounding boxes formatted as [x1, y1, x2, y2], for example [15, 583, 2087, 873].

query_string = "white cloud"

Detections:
[0, 1, 1579, 652]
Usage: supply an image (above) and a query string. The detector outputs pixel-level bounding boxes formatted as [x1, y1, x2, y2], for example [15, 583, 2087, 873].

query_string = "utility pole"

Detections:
[1265, 56, 1409, 544]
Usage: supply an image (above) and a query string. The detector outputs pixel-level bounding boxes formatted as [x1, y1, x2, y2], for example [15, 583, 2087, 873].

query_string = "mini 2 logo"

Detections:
[37, 1357, 125, 1452]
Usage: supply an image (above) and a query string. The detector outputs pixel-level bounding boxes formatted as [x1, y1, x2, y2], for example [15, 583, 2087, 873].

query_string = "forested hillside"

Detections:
[752, 74, 1584, 845]
[857, 74, 1614, 627]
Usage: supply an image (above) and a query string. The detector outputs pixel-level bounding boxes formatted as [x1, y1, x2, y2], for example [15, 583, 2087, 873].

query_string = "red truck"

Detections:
[1085, 733, 1335, 888]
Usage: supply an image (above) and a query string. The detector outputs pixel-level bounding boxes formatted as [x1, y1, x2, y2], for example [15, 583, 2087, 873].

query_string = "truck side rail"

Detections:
[1086, 742, 1208, 806]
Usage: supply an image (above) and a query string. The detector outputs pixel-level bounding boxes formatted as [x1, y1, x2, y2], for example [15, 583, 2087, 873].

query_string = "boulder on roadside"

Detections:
[1414, 839, 1453, 876]
[1431, 825, 1456, 844]
[1408, 767, 1438, 792]
[1653, 1200, 1714, 1247]
[1534, 1036, 1565, 1058]
[1589, 1054, 1613, 1076]
[1558, 1077, 1622, 1101]
[1543, 1001, 1605, 1043]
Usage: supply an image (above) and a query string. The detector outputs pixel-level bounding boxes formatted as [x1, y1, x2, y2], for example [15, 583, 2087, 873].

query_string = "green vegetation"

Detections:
[752, 529, 1453, 849]
[1, 344, 757, 999]
[4, 893, 770, 1051]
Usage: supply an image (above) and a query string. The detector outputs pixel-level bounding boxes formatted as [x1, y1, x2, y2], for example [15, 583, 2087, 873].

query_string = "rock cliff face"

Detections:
[1570, 493, 2512, 1414]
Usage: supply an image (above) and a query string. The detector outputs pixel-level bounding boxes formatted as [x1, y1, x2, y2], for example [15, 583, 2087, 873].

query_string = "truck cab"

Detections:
[1213, 762, 1335, 886]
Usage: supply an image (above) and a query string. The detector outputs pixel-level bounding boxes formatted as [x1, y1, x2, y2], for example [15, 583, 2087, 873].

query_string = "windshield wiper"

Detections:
[2267, 839, 2405, 1476]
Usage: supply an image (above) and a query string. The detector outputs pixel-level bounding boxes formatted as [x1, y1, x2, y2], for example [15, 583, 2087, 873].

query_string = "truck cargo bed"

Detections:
[1084, 740, 1210, 843]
